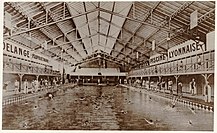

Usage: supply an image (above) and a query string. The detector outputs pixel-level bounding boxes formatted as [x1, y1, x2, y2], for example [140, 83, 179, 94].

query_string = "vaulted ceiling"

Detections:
[4, 1, 215, 68]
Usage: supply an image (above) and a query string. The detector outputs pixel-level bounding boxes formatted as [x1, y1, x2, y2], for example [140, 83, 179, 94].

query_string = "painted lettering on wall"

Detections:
[32, 54, 49, 63]
[167, 40, 206, 61]
[3, 42, 30, 58]
[149, 54, 167, 65]
[149, 39, 206, 65]
[3, 41, 49, 65]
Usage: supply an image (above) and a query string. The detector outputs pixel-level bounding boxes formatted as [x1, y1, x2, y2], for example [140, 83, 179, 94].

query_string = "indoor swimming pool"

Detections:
[2, 85, 214, 130]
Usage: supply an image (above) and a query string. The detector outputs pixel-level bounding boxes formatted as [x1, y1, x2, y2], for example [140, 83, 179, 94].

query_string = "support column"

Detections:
[174, 75, 180, 94]
[158, 76, 162, 90]
[47, 76, 50, 85]
[36, 75, 39, 81]
[158, 76, 162, 82]
[129, 77, 132, 85]
[201, 74, 212, 84]
[131, 77, 133, 85]
[118, 76, 120, 84]
[148, 76, 150, 89]
[140, 76, 143, 87]
[201, 73, 212, 102]
[18, 74, 24, 92]
[36, 75, 40, 92]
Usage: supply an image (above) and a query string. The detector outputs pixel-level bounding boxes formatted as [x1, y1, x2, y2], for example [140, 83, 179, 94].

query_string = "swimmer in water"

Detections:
[188, 120, 193, 125]
[188, 107, 196, 114]
[95, 106, 100, 110]
[48, 108, 59, 113]
[33, 105, 38, 109]
[80, 96, 85, 100]
[128, 100, 131, 104]
[171, 102, 176, 108]
[47, 92, 54, 100]
[120, 110, 127, 114]
[144, 118, 154, 125]
[22, 122, 28, 128]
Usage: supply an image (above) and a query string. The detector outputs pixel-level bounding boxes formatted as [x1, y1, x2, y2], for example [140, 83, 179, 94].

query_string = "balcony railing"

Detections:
[129, 58, 214, 77]
[3, 61, 60, 75]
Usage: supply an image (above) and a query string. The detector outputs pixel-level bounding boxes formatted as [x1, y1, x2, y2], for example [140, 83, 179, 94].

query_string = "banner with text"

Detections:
[3, 40, 49, 65]
[149, 53, 167, 65]
[149, 39, 207, 65]
[168, 39, 206, 61]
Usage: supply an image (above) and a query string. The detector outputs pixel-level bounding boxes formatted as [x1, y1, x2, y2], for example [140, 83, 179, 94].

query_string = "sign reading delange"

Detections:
[149, 39, 206, 65]
[3, 41, 30, 58]
[3, 40, 49, 65]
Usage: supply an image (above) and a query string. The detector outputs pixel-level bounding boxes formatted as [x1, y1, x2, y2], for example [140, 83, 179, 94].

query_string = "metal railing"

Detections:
[129, 59, 214, 77]
[3, 61, 60, 75]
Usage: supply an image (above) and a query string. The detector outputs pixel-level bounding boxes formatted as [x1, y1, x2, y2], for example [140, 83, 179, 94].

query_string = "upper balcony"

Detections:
[129, 50, 214, 77]
[3, 60, 60, 76]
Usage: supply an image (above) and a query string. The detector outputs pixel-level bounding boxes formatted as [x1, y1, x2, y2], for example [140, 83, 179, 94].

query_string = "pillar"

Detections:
[148, 76, 150, 89]
[158, 76, 162, 90]
[201, 73, 212, 102]
[174, 75, 180, 94]
[36, 75, 39, 81]
[158, 76, 162, 82]
[47, 76, 50, 85]
[201, 74, 212, 85]
[36, 75, 39, 91]
[18, 74, 24, 92]
[140, 76, 143, 87]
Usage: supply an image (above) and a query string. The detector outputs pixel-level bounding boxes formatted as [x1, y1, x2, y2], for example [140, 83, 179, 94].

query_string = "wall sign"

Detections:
[149, 39, 207, 65]
[32, 53, 49, 63]
[3, 40, 49, 65]
[3, 41, 30, 58]
[149, 53, 167, 65]
[168, 39, 206, 61]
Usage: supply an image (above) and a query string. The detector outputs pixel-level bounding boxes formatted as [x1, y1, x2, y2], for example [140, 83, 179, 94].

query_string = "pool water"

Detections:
[2, 85, 214, 130]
